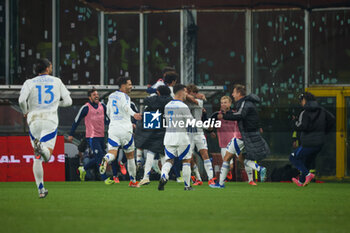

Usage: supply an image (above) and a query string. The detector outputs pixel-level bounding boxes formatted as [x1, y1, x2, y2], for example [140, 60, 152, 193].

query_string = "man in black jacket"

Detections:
[290, 92, 335, 187]
[210, 84, 270, 188]
[135, 85, 173, 185]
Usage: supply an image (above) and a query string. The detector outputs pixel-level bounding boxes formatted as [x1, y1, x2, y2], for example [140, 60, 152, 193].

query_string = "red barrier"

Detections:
[0, 136, 65, 182]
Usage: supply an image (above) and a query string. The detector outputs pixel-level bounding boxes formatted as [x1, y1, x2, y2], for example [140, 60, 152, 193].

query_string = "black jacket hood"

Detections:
[245, 94, 260, 103]
[304, 100, 320, 112]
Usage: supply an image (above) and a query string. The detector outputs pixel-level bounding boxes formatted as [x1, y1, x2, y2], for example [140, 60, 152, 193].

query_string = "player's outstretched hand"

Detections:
[134, 113, 142, 121]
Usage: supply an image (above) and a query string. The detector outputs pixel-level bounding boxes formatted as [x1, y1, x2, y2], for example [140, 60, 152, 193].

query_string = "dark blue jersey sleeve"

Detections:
[130, 101, 139, 124]
[146, 86, 157, 94]
[102, 103, 110, 125]
[69, 105, 89, 136]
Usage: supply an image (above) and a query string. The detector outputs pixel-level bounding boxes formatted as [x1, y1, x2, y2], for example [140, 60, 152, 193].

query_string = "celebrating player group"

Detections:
[19, 58, 287, 198]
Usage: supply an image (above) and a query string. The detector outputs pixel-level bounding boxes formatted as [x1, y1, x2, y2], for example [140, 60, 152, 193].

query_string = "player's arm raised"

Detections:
[120, 95, 141, 120]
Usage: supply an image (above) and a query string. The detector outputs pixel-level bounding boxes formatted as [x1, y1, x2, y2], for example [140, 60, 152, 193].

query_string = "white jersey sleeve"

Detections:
[120, 94, 135, 117]
[152, 79, 165, 89]
[19, 80, 31, 114]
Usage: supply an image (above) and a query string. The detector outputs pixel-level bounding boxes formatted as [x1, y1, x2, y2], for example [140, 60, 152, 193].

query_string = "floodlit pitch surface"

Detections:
[0, 182, 349, 233]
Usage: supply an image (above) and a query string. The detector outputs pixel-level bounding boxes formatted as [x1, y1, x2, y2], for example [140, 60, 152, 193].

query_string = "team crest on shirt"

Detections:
[143, 110, 161, 129]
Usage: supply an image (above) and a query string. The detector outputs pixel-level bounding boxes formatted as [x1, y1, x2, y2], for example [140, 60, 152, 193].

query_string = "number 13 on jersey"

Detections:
[36, 85, 54, 104]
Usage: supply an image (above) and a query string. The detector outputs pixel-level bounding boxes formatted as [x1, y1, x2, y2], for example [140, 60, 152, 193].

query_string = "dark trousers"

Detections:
[84, 137, 107, 180]
[289, 146, 322, 183]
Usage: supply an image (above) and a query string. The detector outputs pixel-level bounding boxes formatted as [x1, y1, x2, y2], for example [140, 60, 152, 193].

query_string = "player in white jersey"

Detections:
[99, 77, 142, 188]
[158, 84, 195, 191]
[185, 84, 216, 186]
[18, 59, 72, 198]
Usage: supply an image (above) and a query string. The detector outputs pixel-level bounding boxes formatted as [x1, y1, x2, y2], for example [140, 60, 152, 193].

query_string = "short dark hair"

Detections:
[186, 84, 199, 94]
[173, 84, 186, 95]
[87, 88, 97, 97]
[299, 92, 316, 102]
[117, 76, 131, 86]
[162, 66, 175, 75]
[157, 85, 171, 96]
[164, 71, 178, 85]
[35, 58, 51, 75]
[233, 84, 246, 96]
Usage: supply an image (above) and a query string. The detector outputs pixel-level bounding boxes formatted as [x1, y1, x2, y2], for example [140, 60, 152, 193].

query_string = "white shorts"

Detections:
[29, 120, 58, 150]
[190, 133, 208, 152]
[108, 132, 135, 153]
[226, 138, 245, 156]
[164, 144, 192, 161]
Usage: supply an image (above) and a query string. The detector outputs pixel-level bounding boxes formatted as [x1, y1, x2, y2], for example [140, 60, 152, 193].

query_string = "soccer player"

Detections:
[185, 84, 216, 185]
[68, 88, 124, 185]
[210, 84, 269, 189]
[99, 77, 142, 188]
[158, 84, 194, 191]
[18, 58, 72, 198]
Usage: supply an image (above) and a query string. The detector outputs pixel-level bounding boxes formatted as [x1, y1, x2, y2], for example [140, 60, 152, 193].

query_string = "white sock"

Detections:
[33, 159, 44, 193]
[161, 161, 172, 180]
[219, 161, 230, 186]
[160, 156, 166, 165]
[244, 159, 261, 171]
[136, 149, 143, 163]
[183, 163, 191, 187]
[203, 159, 214, 180]
[40, 145, 51, 162]
[192, 164, 202, 181]
[152, 159, 161, 174]
[105, 153, 116, 163]
[127, 158, 136, 182]
[221, 148, 226, 159]
[143, 151, 155, 179]
[245, 166, 253, 182]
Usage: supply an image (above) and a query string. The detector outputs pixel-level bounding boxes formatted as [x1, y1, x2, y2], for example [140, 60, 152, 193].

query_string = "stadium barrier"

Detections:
[0, 136, 65, 181]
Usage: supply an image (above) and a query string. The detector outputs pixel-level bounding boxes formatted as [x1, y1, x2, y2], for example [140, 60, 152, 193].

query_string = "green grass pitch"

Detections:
[0, 181, 350, 233]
